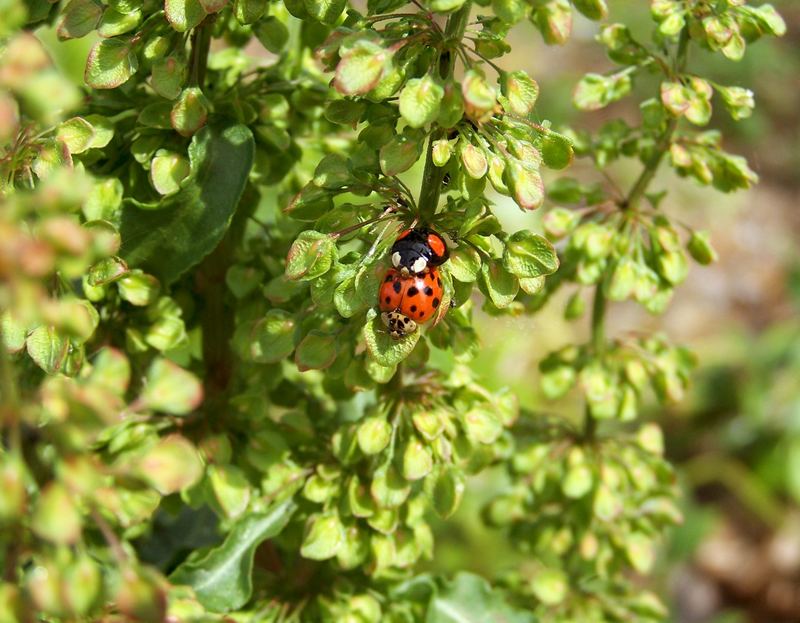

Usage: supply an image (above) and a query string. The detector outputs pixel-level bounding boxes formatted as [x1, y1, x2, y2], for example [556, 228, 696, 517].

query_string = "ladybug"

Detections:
[379, 268, 444, 339]
[390, 227, 449, 277]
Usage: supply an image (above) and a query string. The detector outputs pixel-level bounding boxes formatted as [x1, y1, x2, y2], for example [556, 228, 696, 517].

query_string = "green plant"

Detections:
[0, 0, 785, 620]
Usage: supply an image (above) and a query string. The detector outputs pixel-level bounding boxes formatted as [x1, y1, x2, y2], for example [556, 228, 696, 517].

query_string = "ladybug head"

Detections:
[390, 228, 449, 276]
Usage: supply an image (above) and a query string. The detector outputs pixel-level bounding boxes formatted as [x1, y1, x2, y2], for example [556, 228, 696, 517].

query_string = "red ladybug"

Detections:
[379, 268, 444, 339]
[391, 227, 449, 277]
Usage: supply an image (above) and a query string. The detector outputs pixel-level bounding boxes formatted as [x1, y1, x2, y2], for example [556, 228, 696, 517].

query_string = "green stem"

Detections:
[586, 27, 691, 438]
[623, 28, 690, 211]
[417, 2, 471, 222]
[189, 19, 213, 88]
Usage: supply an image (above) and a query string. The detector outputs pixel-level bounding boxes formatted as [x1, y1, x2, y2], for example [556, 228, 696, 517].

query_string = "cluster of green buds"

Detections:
[488, 422, 678, 621]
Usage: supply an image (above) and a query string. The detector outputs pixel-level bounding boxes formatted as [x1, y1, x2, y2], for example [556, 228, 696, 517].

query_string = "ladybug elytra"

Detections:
[379, 268, 444, 339]
[391, 227, 449, 277]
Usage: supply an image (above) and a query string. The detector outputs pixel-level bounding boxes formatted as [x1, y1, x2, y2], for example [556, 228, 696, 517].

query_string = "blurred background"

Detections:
[426, 3, 800, 623]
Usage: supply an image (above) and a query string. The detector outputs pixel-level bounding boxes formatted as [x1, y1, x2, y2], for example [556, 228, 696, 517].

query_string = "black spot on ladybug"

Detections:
[418, 311, 424, 318]
[437, 277, 442, 286]
[410, 305, 417, 313]
[433, 298, 440, 308]
[392, 281, 402, 293]
[384, 296, 391, 304]
[407, 286, 418, 297]
[385, 275, 393, 283]
[424, 286, 433, 296]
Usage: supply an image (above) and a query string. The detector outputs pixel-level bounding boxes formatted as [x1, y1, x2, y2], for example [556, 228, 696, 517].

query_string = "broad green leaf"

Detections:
[304, 0, 345, 24]
[85, 38, 138, 89]
[300, 512, 345, 560]
[427, 572, 535, 623]
[141, 358, 203, 415]
[502, 230, 559, 278]
[399, 76, 444, 128]
[501, 70, 539, 115]
[31, 482, 81, 545]
[428, 466, 464, 519]
[357, 416, 391, 455]
[150, 151, 190, 195]
[295, 331, 337, 371]
[254, 17, 289, 53]
[572, 0, 607, 20]
[171, 87, 210, 137]
[170, 500, 296, 612]
[234, 0, 266, 22]
[530, 568, 567, 605]
[573, 71, 631, 111]
[479, 260, 518, 308]
[250, 310, 295, 363]
[165, 0, 206, 31]
[379, 129, 424, 176]
[504, 160, 543, 210]
[26, 326, 69, 374]
[57, 0, 103, 40]
[208, 464, 251, 519]
[57, 117, 95, 153]
[448, 247, 481, 282]
[151, 56, 186, 100]
[285, 231, 337, 281]
[120, 123, 254, 284]
[97, 7, 141, 37]
[541, 131, 573, 169]
[137, 435, 203, 494]
[334, 41, 390, 96]
[364, 309, 420, 367]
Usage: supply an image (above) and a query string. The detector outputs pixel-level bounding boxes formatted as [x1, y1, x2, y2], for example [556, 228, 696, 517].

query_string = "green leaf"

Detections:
[459, 142, 487, 179]
[84, 38, 138, 89]
[304, 0, 345, 24]
[530, 568, 567, 605]
[120, 123, 254, 284]
[151, 56, 186, 100]
[285, 231, 337, 281]
[57, 0, 103, 40]
[141, 358, 203, 415]
[504, 160, 544, 210]
[399, 76, 444, 128]
[502, 230, 559, 278]
[165, 0, 206, 32]
[573, 71, 631, 111]
[461, 70, 496, 120]
[254, 16, 289, 53]
[379, 129, 425, 176]
[427, 572, 535, 623]
[532, 0, 572, 45]
[295, 331, 337, 371]
[171, 87, 210, 137]
[448, 247, 481, 282]
[97, 7, 141, 37]
[479, 260, 518, 308]
[402, 439, 433, 481]
[234, 0, 267, 23]
[541, 131, 573, 169]
[170, 500, 296, 612]
[687, 230, 717, 265]
[56, 117, 95, 154]
[31, 482, 81, 545]
[572, 0, 607, 20]
[26, 326, 69, 374]
[208, 464, 251, 519]
[250, 310, 296, 363]
[334, 40, 390, 96]
[428, 466, 465, 519]
[87, 256, 129, 286]
[150, 151, 191, 195]
[357, 416, 392, 455]
[137, 435, 203, 494]
[300, 512, 345, 560]
[364, 309, 420, 367]
[1, 311, 27, 354]
[501, 70, 539, 115]
[117, 271, 160, 306]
